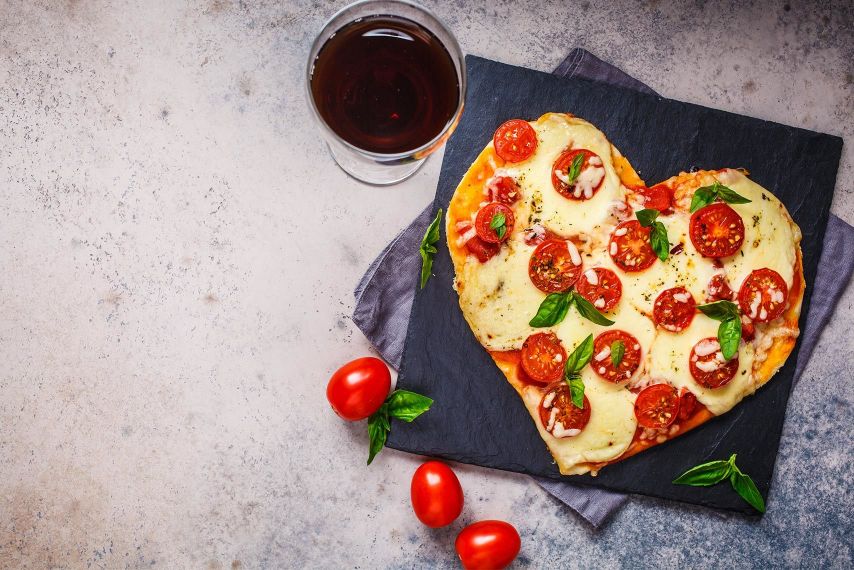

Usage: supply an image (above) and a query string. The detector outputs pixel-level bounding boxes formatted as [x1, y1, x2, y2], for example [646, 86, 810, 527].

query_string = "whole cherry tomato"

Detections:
[410, 461, 464, 528]
[455, 520, 521, 570]
[326, 357, 390, 421]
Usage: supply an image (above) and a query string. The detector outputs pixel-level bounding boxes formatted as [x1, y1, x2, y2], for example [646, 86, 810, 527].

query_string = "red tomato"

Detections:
[653, 287, 697, 332]
[528, 239, 583, 293]
[706, 273, 734, 302]
[738, 268, 788, 323]
[520, 332, 566, 384]
[465, 236, 500, 263]
[410, 461, 464, 528]
[592, 330, 642, 382]
[326, 357, 390, 421]
[641, 184, 673, 212]
[689, 337, 738, 388]
[551, 149, 604, 200]
[634, 384, 680, 429]
[487, 176, 522, 205]
[455, 520, 521, 570]
[574, 267, 623, 312]
[609, 220, 657, 272]
[493, 119, 537, 163]
[689, 202, 745, 258]
[538, 382, 591, 437]
[475, 202, 515, 244]
[741, 316, 756, 341]
[677, 390, 698, 421]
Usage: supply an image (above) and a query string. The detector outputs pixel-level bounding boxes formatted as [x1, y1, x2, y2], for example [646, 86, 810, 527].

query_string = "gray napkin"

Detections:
[352, 49, 854, 527]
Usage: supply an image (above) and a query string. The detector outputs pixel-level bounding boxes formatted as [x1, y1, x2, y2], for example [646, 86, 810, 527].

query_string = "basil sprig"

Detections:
[690, 180, 752, 213]
[697, 300, 742, 360]
[419, 209, 443, 289]
[636, 208, 670, 261]
[489, 212, 507, 240]
[367, 389, 433, 465]
[563, 153, 585, 186]
[564, 334, 594, 409]
[610, 340, 625, 367]
[673, 453, 766, 513]
[529, 290, 615, 328]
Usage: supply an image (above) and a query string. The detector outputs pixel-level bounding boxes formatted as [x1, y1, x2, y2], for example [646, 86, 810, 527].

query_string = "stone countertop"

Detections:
[0, 0, 851, 568]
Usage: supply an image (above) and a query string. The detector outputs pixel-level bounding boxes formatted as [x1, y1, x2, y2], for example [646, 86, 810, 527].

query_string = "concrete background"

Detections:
[0, 0, 851, 567]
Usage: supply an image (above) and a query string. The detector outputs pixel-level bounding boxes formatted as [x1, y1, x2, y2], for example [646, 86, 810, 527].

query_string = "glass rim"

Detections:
[304, 0, 466, 161]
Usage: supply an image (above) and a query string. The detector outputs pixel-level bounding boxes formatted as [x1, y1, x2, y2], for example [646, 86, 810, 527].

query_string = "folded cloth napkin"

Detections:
[352, 48, 854, 527]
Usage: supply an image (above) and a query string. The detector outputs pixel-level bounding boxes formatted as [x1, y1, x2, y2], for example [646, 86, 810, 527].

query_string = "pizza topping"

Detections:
[689, 180, 752, 212]
[552, 149, 605, 200]
[575, 267, 623, 313]
[521, 332, 567, 384]
[493, 119, 537, 163]
[475, 202, 514, 243]
[609, 220, 657, 272]
[465, 236, 500, 263]
[653, 287, 697, 332]
[677, 389, 698, 421]
[738, 268, 788, 323]
[634, 384, 680, 429]
[636, 209, 670, 261]
[640, 184, 673, 213]
[538, 382, 591, 438]
[592, 330, 641, 382]
[486, 175, 522, 205]
[689, 337, 739, 388]
[707, 273, 734, 302]
[696, 300, 742, 360]
[689, 202, 745, 258]
[528, 239, 583, 293]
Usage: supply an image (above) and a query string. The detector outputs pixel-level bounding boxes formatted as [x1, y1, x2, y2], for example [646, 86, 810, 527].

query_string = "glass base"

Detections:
[327, 141, 427, 186]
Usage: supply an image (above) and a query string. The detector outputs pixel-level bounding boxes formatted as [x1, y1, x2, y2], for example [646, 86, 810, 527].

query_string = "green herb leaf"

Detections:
[567, 373, 585, 409]
[730, 469, 766, 513]
[673, 459, 733, 486]
[529, 291, 573, 328]
[564, 334, 595, 374]
[386, 389, 433, 423]
[565, 153, 585, 186]
[636, 208, 660, 227]
[610, 340, 625, 367]
[697, 300, 740, 321]
[650, 221, 670, 261]
[718, 317, 742, 361]
[690, 184, 718, 212]
[571, 292, 615, 326]
[367, 406, 390, 465]
[489, 212, 506, 240]
[419, 209, 443, 289]
[716, 185, 752, 205]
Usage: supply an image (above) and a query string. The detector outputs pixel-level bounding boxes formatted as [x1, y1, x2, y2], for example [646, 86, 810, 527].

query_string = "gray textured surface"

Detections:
[0, 0, 851, 568]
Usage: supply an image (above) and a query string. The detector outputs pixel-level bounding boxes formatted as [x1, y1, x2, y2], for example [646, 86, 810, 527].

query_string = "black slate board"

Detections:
[387, 56, 843, 514]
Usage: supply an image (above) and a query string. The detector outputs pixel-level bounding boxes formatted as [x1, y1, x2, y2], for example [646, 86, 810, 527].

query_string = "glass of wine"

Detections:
[306, 0, 465, 186]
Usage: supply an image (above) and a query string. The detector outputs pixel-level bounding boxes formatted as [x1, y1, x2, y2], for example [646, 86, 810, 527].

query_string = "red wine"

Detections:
[310, 15, 460, 154]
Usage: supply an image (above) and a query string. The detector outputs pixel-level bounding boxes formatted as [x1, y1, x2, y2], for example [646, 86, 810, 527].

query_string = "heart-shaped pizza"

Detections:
[447, 113, 803, 476]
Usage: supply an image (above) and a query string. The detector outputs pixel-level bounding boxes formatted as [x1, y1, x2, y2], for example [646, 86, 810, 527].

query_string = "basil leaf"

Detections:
[489, 212, 506, 239]
[565, 153, 585, 186]
[718, 317, 742, 361]
[690, 185, 718, 213]
[636, 208, 660, 227]
[697, 300, 740, 321]
[650, 221, 670, 261]
[419, 209, 443, 289]
[567, 373, 585, 409]
[564, 334, 595, 374]
[366, 406, 390, 465]
[730, 469, 766, 513]
[716, 185, 752, 205]
[529, 291, 573, 328]
[386, 389, 433, 423]
[610, 340, 625, 367]
[673, 459, 733, 486]
[571, 292, 615, 326]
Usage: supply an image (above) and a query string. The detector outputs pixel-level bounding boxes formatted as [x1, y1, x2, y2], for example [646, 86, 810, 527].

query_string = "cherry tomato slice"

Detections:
[551, 149, 605, 200]
[706, 273, 734, 302]
[575, 267, 622, 312]
[538, 381, 591, 437]
[653, 287, 697, 332]
[475, 203, 514, 244]
[520, 332, 566, 384]
[689, 337, 739, 388]
[677, 390, 698, 421]
[326, 357, 391, 421]
[410, 461, 464, 528]
[528, 239, 583, 293]
[738, 268, 788, 323]
[689, 202, 745, 258]
[634, 384, 680, 429]
[465, 236, 500, 263]
[640, 184, 673, 212]
[455, 520, 521, 570]
[609, 220, 657, 272]
[592, 330, 642, 382]
[487, 176, 522, 205]
[493, 119, 537, 163]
